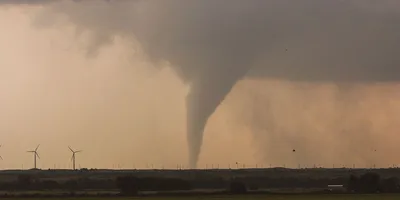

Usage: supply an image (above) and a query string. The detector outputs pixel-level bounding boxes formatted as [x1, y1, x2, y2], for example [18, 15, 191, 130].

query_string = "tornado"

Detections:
[186, 65, 249, 168]
[4, 0, 400, 168]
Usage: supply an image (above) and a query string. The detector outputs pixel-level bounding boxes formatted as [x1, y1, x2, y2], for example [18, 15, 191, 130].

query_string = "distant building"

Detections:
[327, 184, 345, 192]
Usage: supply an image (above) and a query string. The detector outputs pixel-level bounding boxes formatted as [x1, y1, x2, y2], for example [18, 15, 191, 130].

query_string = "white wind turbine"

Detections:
[68, 146, 82, 170]
[27, 145, 40, 169]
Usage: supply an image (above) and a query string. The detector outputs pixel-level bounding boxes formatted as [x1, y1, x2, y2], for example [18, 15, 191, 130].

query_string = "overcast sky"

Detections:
[0, 1, 400, 169]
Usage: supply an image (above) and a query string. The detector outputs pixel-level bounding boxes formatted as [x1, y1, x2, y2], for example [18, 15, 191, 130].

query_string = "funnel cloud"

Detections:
[2, 0, 400, 168]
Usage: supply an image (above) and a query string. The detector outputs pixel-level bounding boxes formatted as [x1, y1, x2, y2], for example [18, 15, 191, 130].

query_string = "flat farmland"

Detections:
[7, 194, 400, 200]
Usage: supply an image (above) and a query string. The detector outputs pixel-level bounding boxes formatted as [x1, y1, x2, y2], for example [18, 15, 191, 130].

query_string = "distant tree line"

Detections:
[0, 171, 399, 196]
[0, 174, 116, 191]
[0, 174, 349, 192]
[116, 176, 192, 195]
[347, 172, 400, 193]
[0, 174, 251, 195]
[116, 176, 251, 196]
[0, 174, 192, 193]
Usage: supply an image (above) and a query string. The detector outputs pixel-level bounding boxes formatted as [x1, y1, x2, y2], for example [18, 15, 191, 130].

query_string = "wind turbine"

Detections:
[0, 145, 3, 160]
[27, 145, 40, 169]
[68, 146, 82, 170]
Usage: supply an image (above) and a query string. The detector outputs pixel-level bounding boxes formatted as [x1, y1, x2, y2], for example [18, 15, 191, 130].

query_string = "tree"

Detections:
[381, 177, 400, 193]
[229, 180, 247, 194]
[40, 180, 60, 190]
[64, 180, 79, 192]
[347, 173, 382, 193]
[347, 174, 359, 192]
[359, 172, 380, 193]
[17, 174, 32, 190]
[116, 176, 139, 196]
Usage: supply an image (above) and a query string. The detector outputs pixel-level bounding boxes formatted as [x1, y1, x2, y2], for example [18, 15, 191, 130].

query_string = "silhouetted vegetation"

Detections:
[347, 172, 400, 193]
[64, 180, 79, 191]
[17, 174, 33, 190]
[116, 176, 139, 195]
[115, 176, 192, 195]
[381, 177, 400, 193]
[0, 168, 399, 197]
[229, 180, 247, 194]
[40, 180, 60, 190]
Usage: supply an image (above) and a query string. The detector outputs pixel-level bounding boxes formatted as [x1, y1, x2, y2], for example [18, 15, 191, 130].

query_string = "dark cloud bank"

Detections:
[2, 0, 400, 168]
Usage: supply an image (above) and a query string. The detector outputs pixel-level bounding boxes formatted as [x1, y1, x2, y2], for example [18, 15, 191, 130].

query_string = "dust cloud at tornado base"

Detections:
[1, 0, 400, 168]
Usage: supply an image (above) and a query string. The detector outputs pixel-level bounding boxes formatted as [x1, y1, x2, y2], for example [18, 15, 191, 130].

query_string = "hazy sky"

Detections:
[1, 1, 400, 169]
[0, 6, 256, 170]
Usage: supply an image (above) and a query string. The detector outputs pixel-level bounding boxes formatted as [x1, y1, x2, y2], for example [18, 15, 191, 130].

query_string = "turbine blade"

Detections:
[27, 151, 34, 153]
[0, 156, 2, 160]
[36, 152, 40, 159]
[35, 144, 40, 151]
[76, 150, 82, 153]
[68, 146, 73, 152]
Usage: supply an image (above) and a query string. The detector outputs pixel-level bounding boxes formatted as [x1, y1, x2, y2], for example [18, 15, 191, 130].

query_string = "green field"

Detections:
[9, 195, 400, 200]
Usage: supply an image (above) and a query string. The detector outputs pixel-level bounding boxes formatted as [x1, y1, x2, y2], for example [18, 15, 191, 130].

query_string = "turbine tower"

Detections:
[68, 146, 82, 170]
[27, 145, 40, 169]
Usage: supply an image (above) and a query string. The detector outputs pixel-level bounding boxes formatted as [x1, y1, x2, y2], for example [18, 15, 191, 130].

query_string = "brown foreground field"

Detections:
[7, 194, 400, 200]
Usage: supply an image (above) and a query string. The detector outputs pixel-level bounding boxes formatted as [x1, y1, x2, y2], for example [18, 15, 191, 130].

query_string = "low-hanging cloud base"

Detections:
[1, 0, 400, 168]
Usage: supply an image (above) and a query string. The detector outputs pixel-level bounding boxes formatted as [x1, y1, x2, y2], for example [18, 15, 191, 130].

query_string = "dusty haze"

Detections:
[1, 1, 400, 169]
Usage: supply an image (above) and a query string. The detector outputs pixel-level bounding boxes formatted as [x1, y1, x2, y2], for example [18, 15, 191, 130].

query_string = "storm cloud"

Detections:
[2, 0, 400, 168]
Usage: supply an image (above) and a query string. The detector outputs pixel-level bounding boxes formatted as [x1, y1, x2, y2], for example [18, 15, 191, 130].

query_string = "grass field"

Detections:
[8, 194, 400, 200]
